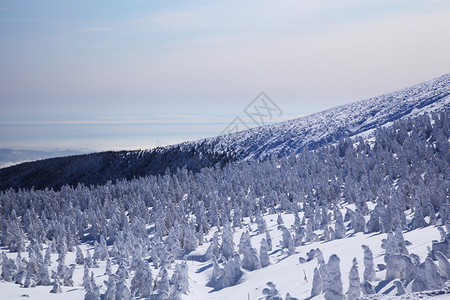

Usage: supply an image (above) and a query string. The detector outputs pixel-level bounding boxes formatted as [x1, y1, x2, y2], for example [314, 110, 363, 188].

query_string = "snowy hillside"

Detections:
[0, 108, 448, 299]
[198, 73, 450, 160]
[0, 74, 448, 191]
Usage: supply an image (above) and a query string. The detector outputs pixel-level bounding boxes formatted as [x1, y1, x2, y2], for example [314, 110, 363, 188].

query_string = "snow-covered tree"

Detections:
[220, 223, 235, 260]
[324, 254, 343, 300]
[50, 276, 62, 294]
[412, 257, 445, 292]
[347, 258, 360, 300]
[435, 251, 450, 280]
[385, 254, 416, 284]
[75, 245, 84, 265]
[63, 265, 75, 287]
[170, 262, 189, 294]
[260, 238, 270, 268]
[311, 267, 322, 298]
[130, 260, 153, 298]
[394, 280, 406, 296]
[262, 281, 282, 300]
[265, 230, 273, 251]
[242, 246, 261, 271]
[361, 245, 375, 282]
[256, 213, 267, 234]
[155, 268, 170, 299]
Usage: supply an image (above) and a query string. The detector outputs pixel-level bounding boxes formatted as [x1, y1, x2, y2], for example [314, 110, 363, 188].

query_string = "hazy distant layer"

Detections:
[0, 115, 292, 152]
[0, 148, 89, 169]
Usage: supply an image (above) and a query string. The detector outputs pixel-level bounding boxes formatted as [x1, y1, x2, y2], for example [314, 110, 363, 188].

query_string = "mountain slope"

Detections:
[199, 73, 450, 160]
[0, 73, 448, 191]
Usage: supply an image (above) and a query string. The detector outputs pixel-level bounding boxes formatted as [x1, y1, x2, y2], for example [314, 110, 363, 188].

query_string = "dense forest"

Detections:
[0, 109, 448, 299]
[0, 143, 235, 191]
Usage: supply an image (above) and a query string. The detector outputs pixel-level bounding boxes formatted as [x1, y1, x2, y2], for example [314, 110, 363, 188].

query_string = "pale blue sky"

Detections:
[1, 0, 450, 150]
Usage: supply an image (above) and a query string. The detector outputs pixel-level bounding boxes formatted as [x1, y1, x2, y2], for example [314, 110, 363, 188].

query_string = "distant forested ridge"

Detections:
[0, 143, 235, 191]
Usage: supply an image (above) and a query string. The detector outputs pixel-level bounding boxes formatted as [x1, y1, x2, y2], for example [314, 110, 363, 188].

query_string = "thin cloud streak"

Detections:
[0, 114, 304, 127]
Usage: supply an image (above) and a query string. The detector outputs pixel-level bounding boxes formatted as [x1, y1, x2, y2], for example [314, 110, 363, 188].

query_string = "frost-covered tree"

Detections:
[334, 212, 346, 239]
[130, 260, 153, 298]
[1, 252, 17, 282]
[50, 276, 62, 294]
[63, 265, 75, 287]
[431, 235, 450, 258]
[220, 223, 235, 260]
[204, 232, 220, 261]
[412, 257, 445, 292]
[262, 281, 282, 300]
[435, 251, 450, 280]
[238, 231, 251, 254]
[437, 226, 447, 241]
[116, 274, 132, 300]
[277, 214, 284, 225]
[347, 258, 360, 300]
[75, 245, 84, 265]
[15, 269, 26, 285]
[221, 254, 243, 288]
[311, 267, 322, 298]
[93, 236, 108, 261]
[382, 232, 399, 255]
[103, 274, 117, 300]
[265, 230, 273, 251]
[361, 281, 375, 295]
[385, 254, 416, 284]
[394, 226, 409, 255]
[292, 224, 304, 246]
[165, 227, 183, 260]
[170, 262, 189, 294]
[278, 226, 292, 249]
[155, 268, 170, 298]
[352, 209, 366, 233]
[105, 258, 112, 276]
[208, 255, 223, 287]
[256, 213, 267, 234]
[361, 245, 375, 282]
[260, 238, 270, 268]
[394, 280, 406, 296]
[242, 246, 261, 271]
[324, 254, 343, 300]
[38, 260, 51, 286]
[24, 274, 37, 288]
[233, 206, 243, 229]
[411, 199, 427, 229]
[183, 222, 197, 253]
[85, 250, 93, 268]
[44, 247, 51, 266]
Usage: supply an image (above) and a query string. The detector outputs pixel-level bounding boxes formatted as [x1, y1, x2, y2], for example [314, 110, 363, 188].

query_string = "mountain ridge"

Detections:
[193, 73, 450, 160]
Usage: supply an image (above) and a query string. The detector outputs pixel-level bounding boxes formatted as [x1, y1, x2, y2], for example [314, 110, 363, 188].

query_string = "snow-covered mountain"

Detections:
[198, 73, 450, 160]
[0, 74, 449, 300]
[0, 73, 448, 192]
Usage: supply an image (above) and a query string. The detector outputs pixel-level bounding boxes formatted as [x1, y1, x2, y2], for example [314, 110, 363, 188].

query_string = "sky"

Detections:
[0, 0, 450, 151]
